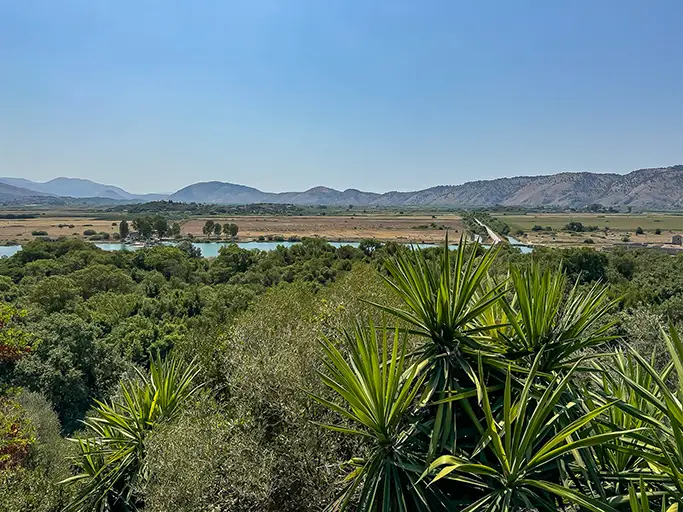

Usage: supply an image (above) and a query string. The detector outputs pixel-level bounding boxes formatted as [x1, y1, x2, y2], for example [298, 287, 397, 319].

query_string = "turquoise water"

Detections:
[0, 246, 21, 258]
[0, 240, 532, 258]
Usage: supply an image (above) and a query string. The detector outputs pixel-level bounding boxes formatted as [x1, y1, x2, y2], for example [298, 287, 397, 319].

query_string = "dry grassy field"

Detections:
[496, 212, 683, 247]
[0, 213, 465, 244]
[0, 217, 120, 242]
[4, 209, 683, 249]
[180, 214, 465, 243]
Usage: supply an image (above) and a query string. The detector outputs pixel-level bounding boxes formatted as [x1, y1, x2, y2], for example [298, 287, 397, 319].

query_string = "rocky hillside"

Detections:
[169, 165, 683, 209]
[5, 165, 683, 208]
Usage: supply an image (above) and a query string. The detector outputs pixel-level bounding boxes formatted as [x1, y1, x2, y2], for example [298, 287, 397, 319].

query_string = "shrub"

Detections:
[31, 230, 48, 236]
[313, 243, 624, 510]
[63, 357, 202, 511]
[0, 391, 74, 512]
[82, 229, 96, 236]
[564, 221, 584, 231]
[655, 228, 662, 235]
[636, 226, 644, 235]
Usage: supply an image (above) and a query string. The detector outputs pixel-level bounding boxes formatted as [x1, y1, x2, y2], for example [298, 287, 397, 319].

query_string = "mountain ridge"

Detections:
[0, 177, 167, 201]
[3, 165, 683, 209]
[169, 165, 683, 209]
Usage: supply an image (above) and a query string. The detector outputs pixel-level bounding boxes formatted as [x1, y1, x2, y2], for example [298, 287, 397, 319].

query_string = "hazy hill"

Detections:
[0, 177, 166, 201]
[0, 181, 53, 201]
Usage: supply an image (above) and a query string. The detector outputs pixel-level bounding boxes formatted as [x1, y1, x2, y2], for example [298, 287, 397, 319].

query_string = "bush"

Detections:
[83, 229, 96, 236]
[655, 228, 662, 235]
[564, 221, 599, 232]
[169, 284, 347, 510]
[584, 238, 595, 244]
[531, 225, 544, 231]
[636, 226, 644, 235]
[564, 221, 584, 232]
[0, 391, 74, 512]
[31, 231, 48, 236]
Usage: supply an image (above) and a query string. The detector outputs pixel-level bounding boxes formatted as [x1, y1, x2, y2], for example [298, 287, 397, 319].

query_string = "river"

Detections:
[0, 240, 532, 258]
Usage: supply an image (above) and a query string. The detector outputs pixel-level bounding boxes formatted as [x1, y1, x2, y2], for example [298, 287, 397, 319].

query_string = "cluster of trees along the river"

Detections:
[3, 235, 683, 511]
[116, 217, 240, 241]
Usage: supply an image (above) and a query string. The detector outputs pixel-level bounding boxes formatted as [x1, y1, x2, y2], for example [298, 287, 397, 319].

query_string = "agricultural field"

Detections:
[179, 213, 464, 243]
[495, 212, 683, 247]
[0, 210, 464, 244]
[0, 216, 120, 243]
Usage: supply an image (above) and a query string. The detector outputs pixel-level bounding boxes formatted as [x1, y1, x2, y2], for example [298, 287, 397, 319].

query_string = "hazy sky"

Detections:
[1, 1, 682, 194]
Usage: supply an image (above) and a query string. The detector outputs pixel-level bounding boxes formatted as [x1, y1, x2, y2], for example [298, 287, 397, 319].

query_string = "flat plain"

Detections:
[2, 208, 683, 248]
[180, 213, 464, 242]
[0, 212, 465, 244]
[496, 212, 683, 246]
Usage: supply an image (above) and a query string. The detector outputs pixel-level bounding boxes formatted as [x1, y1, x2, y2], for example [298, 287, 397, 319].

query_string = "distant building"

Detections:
[672, 234, 683, 245]
[124, 231, 140, 243]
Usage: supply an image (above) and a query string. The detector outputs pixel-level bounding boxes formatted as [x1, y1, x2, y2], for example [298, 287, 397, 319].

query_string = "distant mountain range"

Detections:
[3, 165, 683, 209]
[0, 177, 166, 202]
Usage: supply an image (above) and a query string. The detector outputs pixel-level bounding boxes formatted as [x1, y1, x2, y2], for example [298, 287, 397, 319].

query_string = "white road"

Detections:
[474, 218, 503, 244]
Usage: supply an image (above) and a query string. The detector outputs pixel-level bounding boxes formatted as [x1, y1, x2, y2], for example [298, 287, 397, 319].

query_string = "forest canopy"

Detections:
[2, 236, 683, 511]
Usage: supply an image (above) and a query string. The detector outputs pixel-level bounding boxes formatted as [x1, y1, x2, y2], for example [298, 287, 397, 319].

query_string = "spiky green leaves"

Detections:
[425, 356, 635, 512]
[313, 322, 438, 511]
[372, 235, 504, 351]
[503, 262, 619, 372]
[61, 357, 202, 512]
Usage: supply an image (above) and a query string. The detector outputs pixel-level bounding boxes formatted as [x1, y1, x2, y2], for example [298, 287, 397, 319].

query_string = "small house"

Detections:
[672, 235, 683, 245]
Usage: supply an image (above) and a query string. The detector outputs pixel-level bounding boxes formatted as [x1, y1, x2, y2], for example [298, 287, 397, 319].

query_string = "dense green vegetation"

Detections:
[3, 236, 683, 510]
[108, 201, 311, 217]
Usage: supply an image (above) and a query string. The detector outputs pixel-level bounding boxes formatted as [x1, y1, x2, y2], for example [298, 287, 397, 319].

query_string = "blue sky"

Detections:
[1, 1, 682, 194]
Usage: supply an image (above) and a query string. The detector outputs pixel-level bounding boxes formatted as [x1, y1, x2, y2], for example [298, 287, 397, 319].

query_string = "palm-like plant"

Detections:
[313, 322, 443, 511]
[62, 357, 202, 512]
[370, 236, 508, 457]
[425, 355, 637, 512]
[316, 238, 643, 510]
[502, 262, 619, 373]
[616, 326, 683, 504]
[587, 351, 669, 492]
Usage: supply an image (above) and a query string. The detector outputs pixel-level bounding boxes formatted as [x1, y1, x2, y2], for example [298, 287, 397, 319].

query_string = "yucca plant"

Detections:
[502, 262, 619, 373]
[424, 354, 639, 512]
[312, 321, 443, 511]
[625, 479, 678, 512]
[587, 351, 669, 496]
[370, 236, 509, 457]
[62, 356, 202, 512]
[615, 326, 683, 505]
